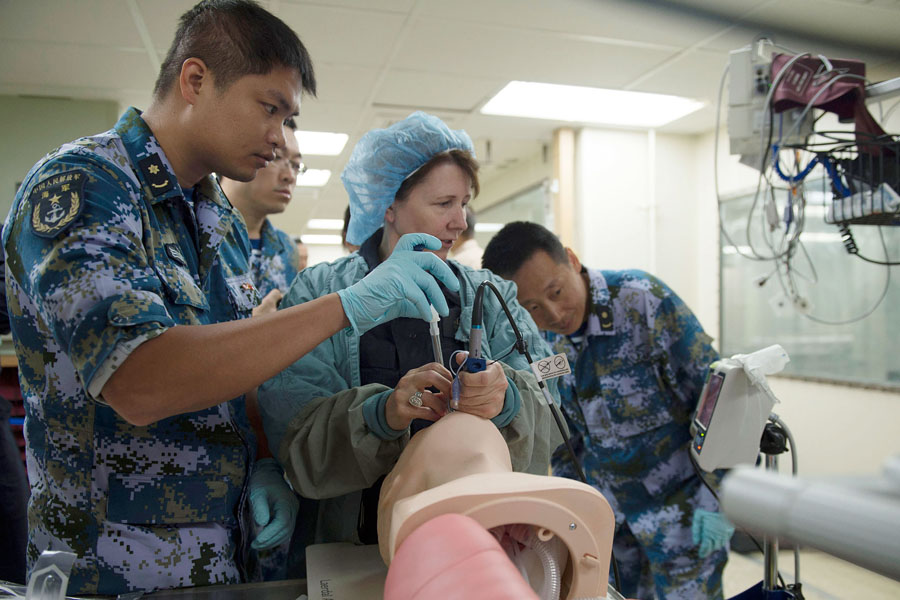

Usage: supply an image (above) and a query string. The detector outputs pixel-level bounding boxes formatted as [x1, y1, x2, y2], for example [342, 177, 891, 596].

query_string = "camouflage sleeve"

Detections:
[8, 157, 174, 400]
[646, 272, 719, 414]
[498, 363, 565, 475]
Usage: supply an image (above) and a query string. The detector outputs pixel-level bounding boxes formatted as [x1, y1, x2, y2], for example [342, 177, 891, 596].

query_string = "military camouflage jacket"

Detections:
[2, 108, 260, 595]
[547, 269, 719, 521]
[249, 219, 299, 296]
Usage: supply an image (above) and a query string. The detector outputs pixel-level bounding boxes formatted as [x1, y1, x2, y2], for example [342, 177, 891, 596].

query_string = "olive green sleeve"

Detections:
[498, 363, 566, 476]
[277, 383, 410, 499]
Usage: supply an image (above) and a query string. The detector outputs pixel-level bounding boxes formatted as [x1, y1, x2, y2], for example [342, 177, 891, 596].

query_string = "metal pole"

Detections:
[763, 453, 779, 590]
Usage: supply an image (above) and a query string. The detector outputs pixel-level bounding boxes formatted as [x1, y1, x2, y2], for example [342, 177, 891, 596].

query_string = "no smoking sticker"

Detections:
[530, 352, 571, 381]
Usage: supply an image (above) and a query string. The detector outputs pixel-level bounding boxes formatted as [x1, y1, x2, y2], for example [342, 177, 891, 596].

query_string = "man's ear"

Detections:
[179, 58, 210, 106]
[564, 247, 582, 271]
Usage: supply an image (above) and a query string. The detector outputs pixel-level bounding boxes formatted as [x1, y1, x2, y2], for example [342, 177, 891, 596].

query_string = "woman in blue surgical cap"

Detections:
[257, 111, 561, 554]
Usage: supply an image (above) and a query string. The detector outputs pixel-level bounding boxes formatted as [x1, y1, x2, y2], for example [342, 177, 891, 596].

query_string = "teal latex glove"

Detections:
[248, 458, 298, 550]
[337, 233, 460, 335]
[691, 509, 735, 558]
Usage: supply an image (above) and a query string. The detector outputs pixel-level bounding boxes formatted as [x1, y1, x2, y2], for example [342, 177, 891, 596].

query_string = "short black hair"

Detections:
[153, 0, 316, 100]
[481, 221, 567, 276]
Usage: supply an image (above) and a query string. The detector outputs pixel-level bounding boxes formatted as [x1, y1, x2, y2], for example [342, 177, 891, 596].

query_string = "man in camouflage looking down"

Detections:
[2, 0, 459, 594]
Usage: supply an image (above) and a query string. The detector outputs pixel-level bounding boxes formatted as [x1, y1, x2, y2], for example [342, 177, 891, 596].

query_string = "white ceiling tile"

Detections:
[0, 41, 155, 92]
[280, 0, 416, 12]
[276, 3, 407, 67]
[0, 0, 140, 47]
[374, 70, 499, 111]
[134, 0, 198, 52]
[305, 64, 379, 106]
[392, 19, 675, 89]
[629, 49, 731, 102]
[418, 0, 728, 48]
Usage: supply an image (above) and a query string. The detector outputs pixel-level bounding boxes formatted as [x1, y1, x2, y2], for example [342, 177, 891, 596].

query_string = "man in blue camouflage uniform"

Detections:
[2, 1, 462, 595]
[483, 222, 731, 600]
[221, 117, 303, 305]
[222, 120, 303, 577]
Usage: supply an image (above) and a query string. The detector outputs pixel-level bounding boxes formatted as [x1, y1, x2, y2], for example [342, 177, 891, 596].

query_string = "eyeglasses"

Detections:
[272, 155, 307, 176]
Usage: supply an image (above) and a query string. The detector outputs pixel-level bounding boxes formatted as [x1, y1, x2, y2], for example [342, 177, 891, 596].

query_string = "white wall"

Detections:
[0, 95, 119, 221]
[573, 127, 715, 333]
[476, 150, 551, 213]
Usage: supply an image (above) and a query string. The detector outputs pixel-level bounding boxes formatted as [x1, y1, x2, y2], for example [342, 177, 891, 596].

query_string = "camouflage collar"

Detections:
[115, 107, 182, 206]
[259, 218, 281, 249]
[584, 268, 616, 337]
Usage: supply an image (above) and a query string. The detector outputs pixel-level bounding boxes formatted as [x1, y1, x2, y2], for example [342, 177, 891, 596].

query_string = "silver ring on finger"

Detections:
[408, 390, 423, 407]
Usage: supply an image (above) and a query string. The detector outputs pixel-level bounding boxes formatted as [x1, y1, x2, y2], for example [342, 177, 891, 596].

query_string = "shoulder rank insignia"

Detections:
[30, 170, 86, 238]
[138, 154, 175, 196]
[597, 305, 614, 331]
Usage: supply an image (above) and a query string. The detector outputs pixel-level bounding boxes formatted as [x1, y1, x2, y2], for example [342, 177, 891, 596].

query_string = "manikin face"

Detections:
[195, 65, 303, 183]
[384, 162, 471, 260]
[236, 127, 302, 215]
[510, 248, 589, 336]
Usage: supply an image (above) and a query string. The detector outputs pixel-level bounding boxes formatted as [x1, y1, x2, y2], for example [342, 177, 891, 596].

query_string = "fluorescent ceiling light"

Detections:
[306, 218, 344, 230]
[295, 130, 349, 156]
[474, 222, 505, 233]
[296, 169, 331, 187]
[301, 234, 343, 245]
[481, 81, 704, 128]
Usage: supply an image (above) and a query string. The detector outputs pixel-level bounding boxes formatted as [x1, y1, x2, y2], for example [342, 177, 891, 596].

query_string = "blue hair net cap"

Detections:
[342, 111, 475, 246]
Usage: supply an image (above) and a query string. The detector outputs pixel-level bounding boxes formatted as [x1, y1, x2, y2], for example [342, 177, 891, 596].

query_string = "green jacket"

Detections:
[258, 252, 564, 543]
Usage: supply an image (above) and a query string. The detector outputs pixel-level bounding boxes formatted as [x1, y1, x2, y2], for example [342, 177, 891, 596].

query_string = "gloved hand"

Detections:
[691, 509, 735, 558]
[248, 458, 299, 550]
[337, 233, 459, 335]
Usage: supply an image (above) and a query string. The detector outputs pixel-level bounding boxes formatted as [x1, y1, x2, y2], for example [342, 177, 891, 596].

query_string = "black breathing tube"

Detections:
[464, 280, 622, 592]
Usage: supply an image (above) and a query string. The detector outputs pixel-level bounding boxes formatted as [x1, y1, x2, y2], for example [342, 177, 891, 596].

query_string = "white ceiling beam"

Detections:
[126, 0, 160, 73]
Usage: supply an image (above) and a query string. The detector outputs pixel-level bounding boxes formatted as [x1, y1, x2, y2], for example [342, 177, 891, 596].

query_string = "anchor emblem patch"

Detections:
[30, 170, 86, 238]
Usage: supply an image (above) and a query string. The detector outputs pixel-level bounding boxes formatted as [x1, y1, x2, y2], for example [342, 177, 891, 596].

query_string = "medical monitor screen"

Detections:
[696, 373, 724, 429]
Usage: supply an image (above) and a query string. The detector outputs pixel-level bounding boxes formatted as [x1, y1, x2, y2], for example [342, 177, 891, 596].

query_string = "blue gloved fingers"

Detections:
[248, 458, 298, 551]
[251, 496, 295, 550]
[393, 234, 460, 293]
[691, 510, 704, 545]
[415, 251, 459, 295]
[699, 537, 713, 558]
[394, 232, 441, 253]
[250, 487, 272, 528]
[692, 509, 733, 557]
[393, 264, 446, 320]
[403, 255, 452, 316]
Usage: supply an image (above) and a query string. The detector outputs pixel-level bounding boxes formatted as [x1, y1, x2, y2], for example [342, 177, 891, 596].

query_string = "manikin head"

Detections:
[377, 412, 614, 599]
[149, 0, 316, 186]
[482, 221, 590, 336]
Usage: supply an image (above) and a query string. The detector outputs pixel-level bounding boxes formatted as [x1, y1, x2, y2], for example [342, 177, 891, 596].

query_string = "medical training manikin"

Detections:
[377, 411, 616, 600]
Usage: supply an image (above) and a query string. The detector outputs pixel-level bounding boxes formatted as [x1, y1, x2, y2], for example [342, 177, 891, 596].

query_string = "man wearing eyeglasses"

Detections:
[221, 117, 305, 312]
